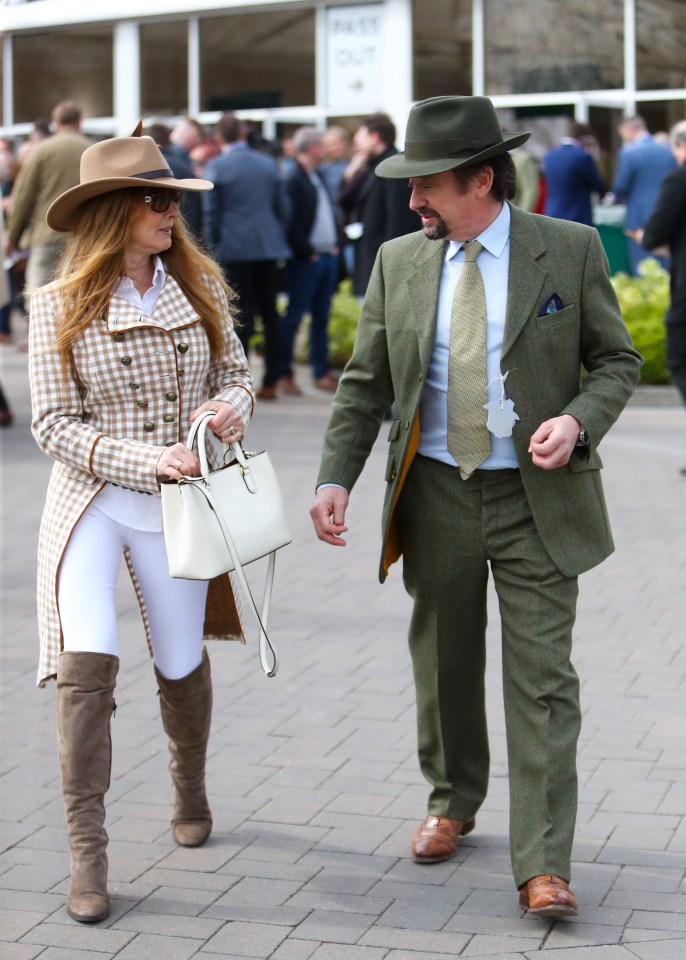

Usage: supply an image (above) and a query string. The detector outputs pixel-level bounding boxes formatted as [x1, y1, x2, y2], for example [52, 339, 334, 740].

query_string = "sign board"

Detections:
[325, 4, 384, 110]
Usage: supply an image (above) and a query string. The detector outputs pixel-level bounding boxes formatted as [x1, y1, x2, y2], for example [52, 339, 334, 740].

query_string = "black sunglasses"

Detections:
[143, 191, 184, 213]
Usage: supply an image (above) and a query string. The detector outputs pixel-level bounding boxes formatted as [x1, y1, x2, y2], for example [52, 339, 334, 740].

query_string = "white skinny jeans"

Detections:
[58, 490, 208, 680]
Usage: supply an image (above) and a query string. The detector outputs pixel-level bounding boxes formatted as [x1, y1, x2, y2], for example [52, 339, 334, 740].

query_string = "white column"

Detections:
[382, 0, 413, 144]
[2, 33, 13, 128]
[188, 17, 200, 117]
[315, 2, 327, 128]
[472, 0, 484, 97]
[114, 20, 140, 136]
[623, 0, 636, 116]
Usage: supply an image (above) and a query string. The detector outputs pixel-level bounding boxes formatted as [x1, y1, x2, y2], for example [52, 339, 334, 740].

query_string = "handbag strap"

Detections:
[186, 410, 251, 479]
[194, 480, 278, 678]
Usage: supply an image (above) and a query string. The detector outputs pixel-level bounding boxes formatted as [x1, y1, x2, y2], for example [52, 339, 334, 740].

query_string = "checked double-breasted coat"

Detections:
[29, 273, 255, 686]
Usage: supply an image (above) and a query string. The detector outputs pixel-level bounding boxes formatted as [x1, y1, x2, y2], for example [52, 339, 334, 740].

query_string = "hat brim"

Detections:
[47, 176, 213, 232]
[376, 131, 531, 179]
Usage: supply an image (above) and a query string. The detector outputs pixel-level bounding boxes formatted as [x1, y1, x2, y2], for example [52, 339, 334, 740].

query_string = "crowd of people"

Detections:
[2, 103, 684, 420]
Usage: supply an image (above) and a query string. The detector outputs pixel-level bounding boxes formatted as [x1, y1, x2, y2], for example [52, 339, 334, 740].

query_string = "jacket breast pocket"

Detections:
[536, 304, 578, 332]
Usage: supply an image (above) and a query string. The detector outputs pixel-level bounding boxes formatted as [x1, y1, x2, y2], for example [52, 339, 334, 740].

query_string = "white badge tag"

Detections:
[484, 371, 520, 438]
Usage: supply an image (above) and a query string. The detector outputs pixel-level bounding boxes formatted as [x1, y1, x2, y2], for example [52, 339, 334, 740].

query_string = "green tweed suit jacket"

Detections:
[317, 203, 642, 581]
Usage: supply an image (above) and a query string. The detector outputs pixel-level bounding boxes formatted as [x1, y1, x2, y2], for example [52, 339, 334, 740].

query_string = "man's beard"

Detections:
[421, 209, 449, 240]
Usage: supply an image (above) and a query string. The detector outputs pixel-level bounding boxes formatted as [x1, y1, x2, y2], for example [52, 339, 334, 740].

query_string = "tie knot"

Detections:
[462, 240, 484, 262]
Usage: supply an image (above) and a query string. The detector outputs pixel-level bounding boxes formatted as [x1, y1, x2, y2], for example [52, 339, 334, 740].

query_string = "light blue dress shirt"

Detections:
[418, 202, 519, 470]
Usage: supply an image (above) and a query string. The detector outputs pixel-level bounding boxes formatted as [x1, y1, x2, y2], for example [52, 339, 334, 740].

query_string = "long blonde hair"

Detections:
[52, 187, 234, 373]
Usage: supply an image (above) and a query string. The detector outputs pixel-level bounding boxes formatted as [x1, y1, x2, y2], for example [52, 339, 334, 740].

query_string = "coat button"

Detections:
[166, 441, 175, 447]
[137, 401, 148, 408]
[177, 342, 189, 354]
[164, 391, 177, 402]
[112, 333, 124, 342]
[143, 421, 155, 432]
[405, 420, 410, 429]
[120, 356, 132, 366]
[129, 382, 140, 390]
[162, 414, 174, 423]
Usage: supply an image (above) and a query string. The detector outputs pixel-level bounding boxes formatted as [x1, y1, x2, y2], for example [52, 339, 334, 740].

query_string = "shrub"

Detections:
[611, 258, 670, 384]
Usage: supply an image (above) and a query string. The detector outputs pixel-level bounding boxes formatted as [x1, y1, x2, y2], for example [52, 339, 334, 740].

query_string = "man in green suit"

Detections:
[310, 97, 641, 918]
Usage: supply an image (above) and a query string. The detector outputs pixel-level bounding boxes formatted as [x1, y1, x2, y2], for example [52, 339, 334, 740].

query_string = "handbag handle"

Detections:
[183, 410, 278, 677]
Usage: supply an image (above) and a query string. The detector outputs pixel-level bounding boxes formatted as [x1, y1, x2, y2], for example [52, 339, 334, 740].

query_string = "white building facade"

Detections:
[1, 0, 685, 151]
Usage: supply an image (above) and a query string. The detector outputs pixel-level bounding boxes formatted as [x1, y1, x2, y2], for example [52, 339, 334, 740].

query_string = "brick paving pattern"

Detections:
[2, 339, 686, 959]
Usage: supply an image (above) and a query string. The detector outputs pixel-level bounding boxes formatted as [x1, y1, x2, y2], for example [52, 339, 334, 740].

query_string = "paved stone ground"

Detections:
[2, 333, 686, 960]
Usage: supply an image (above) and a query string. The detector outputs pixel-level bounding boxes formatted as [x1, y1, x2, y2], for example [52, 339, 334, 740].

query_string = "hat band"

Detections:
[129, 167, 175, 180]
[404, 136, 503, 162]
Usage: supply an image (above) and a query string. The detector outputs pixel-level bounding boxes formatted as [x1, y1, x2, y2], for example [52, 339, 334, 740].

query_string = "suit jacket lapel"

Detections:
[502, 204, 547, 359]
[406, 237, 446, 373]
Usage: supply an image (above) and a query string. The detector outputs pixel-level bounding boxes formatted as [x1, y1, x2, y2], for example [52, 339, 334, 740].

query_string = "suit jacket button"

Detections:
[120, 356, 132, 366]
[177, 342, 189, 354]
[164, 391, 177, 402]
[162, 414, 174, 423]
[143, 421, 155, 432]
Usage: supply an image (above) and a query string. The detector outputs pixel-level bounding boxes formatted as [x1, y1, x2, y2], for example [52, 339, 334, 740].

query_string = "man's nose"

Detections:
[409, 187, 425, 210]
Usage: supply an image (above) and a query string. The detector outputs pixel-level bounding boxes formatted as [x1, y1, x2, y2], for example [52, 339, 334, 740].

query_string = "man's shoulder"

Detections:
[380, 229, 430, 258]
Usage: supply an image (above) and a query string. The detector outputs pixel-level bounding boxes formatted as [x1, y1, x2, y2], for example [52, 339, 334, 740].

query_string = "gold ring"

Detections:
[227, 426, 236, 435]
[173, 458, 183, 470]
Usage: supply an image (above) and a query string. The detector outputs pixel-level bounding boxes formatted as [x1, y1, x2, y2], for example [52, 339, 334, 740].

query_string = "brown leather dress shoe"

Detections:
[411, 815, 476, 863]
[518, 875, 578, 918]
[314, 372, 339, 392]
[277, 376, 303, 396]
[256, 386, 277, 401]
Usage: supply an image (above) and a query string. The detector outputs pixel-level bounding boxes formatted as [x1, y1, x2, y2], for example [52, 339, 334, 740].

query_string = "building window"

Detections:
[141, 20, 188, 117]
[413, 0, 472, 101]
[484, 0, 623, 95]
[12, 27, 113, 123]
[199, 10, 315, 112]
[637, 0, 686, 92]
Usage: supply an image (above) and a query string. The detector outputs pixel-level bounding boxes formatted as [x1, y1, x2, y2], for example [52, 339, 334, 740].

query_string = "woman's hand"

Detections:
[156, 443, 201, 482]
[190, 400, 246, 444]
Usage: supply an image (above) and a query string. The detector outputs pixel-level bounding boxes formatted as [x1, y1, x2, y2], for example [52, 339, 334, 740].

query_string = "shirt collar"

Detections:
[116, 255, 166, 298]
[445, 202, 510, 264]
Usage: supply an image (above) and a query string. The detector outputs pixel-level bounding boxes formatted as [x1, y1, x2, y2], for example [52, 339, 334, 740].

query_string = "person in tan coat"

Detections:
[7, 101, 91, 296]
[29, 131, 255, 923]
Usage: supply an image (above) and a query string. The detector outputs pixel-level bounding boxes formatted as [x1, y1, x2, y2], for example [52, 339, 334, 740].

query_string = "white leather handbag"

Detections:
[161, 410, 291, 676]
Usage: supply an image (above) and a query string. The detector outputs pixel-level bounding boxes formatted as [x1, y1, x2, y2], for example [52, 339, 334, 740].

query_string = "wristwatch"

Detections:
[575, 426, 589, 447]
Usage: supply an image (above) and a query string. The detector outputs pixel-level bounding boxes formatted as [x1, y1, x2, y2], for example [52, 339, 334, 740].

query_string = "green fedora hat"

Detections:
[376, 95, 530, 179]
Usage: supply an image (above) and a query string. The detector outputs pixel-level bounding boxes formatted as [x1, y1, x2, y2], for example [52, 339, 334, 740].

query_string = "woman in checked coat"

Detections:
[29, 131, 255, 923]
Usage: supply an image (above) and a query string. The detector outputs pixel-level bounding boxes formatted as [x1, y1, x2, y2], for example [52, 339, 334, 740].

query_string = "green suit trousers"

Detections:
[396, 456, 581, 888]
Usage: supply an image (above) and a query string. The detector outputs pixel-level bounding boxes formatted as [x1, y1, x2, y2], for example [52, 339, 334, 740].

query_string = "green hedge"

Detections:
[291, 262, 671, 384]
[611, 258, 670, 384]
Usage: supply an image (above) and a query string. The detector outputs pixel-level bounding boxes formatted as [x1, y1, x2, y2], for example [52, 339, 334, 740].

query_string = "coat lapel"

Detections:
[406, 237, 447, 372]
[502, 205, 547, 359]
[106, 275, 201, 334]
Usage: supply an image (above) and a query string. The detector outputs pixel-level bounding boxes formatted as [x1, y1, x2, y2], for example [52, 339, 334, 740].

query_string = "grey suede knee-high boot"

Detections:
[155, 648, 212, 847]
[56, 652, 119, 923]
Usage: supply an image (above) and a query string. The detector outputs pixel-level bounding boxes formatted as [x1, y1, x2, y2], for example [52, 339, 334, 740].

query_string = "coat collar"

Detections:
[105, 273, 201, 333]
[502, 203, 547, 357]
[406, 235, 447, 372]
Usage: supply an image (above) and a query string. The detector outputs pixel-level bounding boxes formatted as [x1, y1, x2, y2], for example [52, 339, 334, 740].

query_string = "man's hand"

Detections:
[310, 486, 349, 546]
[528, 414, 582, 470]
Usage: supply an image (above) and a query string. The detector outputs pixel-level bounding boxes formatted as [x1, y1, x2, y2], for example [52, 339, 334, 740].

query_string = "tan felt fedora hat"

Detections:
[376, 96, 531, 179]
[47, 134, 212, 232]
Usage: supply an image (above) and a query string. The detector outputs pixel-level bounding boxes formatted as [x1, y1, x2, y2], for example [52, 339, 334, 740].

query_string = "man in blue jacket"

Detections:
[612, 115, 676, 275]
[543, 121, 605, 227]
[204, 114, 291, 400]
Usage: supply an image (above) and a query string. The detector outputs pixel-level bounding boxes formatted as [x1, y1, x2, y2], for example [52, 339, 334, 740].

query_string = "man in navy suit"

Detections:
[543, 121, 605, 227]
[203, 114, 291, 399]
[612, 115, 676, 275]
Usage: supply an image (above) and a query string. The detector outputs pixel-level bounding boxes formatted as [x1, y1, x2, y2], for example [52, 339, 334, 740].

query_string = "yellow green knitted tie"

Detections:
[447, 239, 491, 480]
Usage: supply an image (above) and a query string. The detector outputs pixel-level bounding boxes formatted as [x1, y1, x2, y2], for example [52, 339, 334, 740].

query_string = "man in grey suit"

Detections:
[310, 96, 641, 917]
[204, 114, 291, 399]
